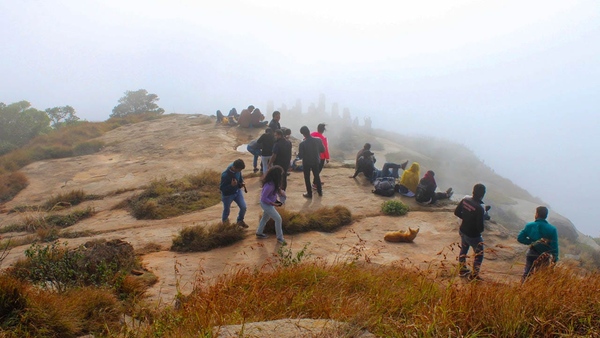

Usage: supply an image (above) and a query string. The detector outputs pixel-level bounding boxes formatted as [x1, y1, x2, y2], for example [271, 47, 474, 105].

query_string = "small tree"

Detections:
[110, 89, 165, 118]
[45, 105, 80, 128]
[0, 101, 50, 151]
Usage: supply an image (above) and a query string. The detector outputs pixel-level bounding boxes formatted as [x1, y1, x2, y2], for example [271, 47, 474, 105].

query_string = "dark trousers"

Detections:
[303, 164, 321, 196]
[313, 159, 326, 185]
[280, 165, 289, 191]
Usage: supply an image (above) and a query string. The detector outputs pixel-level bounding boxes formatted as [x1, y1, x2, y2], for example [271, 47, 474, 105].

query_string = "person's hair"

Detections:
[254, 108, 261, 113]
[473, 183, 486, 200]
[283, 128, 291, 136]
[300, 126, 310, 136]
[364, 143, 371, 150]
[274, 129, 284, 137]
[248, 105, 255, 110]
[261, 165, 283, 192]
[536, 206, 549, 219]
[272, 111, 280, 118]
[317, 123, 326, 133]
[265, 127, 272, 133]
[232, 159, 245, 170]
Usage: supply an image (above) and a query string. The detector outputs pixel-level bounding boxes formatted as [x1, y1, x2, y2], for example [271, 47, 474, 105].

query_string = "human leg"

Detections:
[233, 190, 247, 223]
[256, 202, 272, 236]
[281, 165, 289, 191]
[382, 163, 402, 178]
[221, 194, 235, 222]
[313, 159, 326, 185]
[261, 155, 272, 173]
[311, 164, 322, 195]
[472, 236, 485, 276]
[522, 249, 540, 282]
[458, 232, 471, 272]
[303, 166, 312, 197]
[260, 202, 284, 241]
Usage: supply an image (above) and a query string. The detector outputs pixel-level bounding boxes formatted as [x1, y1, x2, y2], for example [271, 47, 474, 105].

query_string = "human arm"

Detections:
[260, 182, 278, 205]
[517, 224, 534, 245]
[548, 227, 560, 262]
[454, 200, 463, 219]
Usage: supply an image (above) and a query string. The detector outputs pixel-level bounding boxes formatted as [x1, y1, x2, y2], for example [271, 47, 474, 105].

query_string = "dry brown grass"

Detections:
[0, 171, 28, 203]
[263, 205, 352, 234]
[127, 171, 221, 220]
[171, 221, 246, 252]
[135, 261, 600, 337]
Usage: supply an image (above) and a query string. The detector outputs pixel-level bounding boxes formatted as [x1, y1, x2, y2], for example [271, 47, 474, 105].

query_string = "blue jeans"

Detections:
[380, 163, 403, 178]
[221, 190, 246, 222]
[261, 155, 272, 173]
[458, 231, 484, 275]
[256, 202, 284, 241]
[247, 147, 262, 169]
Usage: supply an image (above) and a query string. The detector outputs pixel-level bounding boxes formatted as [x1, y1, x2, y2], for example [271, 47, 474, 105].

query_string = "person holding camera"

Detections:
[219, 159, 248, 228]
[517, 206, 559, 282]
[255, 165, 287, 245]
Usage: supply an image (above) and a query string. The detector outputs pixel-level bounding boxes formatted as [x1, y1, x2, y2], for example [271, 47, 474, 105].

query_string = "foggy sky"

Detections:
[1, 1, 599, 236]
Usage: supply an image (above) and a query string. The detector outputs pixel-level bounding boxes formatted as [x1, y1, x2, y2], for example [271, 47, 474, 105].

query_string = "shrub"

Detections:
[171, 222, 246, 252]
[264, 205, 353, 234]
[73, 140, 104, 156]
[381, 200, 409, 216]
[128, 171, 221, 220]
[9, 240, 138, 293]
[44, 207, 96, 227]
[43, 189, 87, 210]
[0, 171, 29, 203]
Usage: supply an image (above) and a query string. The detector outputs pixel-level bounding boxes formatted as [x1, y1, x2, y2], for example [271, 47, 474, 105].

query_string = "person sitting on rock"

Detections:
[415, 170, 453, 204]
[350, 150, 408, 182]
[238, 105, 254, 128]
[250, 108, 268, 128]
[397, 162, 420, 197]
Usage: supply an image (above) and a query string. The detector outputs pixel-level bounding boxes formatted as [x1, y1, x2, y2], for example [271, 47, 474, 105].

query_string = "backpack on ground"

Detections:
[373, 177, 396, 197]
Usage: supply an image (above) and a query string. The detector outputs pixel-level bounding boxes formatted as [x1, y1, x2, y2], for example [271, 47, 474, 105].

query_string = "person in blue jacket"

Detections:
[219, 159, 249, 228]
[517, 206, 559, 282]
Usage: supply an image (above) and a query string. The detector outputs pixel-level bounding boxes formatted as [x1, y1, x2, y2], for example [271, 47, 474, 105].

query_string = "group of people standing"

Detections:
[219, 107, 330, 245]
[218, 108, 560, 282]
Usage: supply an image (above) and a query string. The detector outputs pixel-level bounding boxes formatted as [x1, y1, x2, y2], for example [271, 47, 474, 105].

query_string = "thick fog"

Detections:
[1, 1, 599, 236]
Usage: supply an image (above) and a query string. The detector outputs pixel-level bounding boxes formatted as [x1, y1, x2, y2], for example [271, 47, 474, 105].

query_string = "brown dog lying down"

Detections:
[384, 227, 420, 243]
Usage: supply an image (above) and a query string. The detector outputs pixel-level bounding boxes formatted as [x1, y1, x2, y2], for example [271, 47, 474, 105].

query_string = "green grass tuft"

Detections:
[381, 200, 409, 216]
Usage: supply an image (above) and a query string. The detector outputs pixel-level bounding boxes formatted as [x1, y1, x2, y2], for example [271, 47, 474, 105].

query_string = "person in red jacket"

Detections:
[310, 123, 329, 189]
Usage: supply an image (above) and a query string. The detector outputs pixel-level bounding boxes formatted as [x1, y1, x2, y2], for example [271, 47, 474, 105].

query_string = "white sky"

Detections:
[1, 0, 599, 236]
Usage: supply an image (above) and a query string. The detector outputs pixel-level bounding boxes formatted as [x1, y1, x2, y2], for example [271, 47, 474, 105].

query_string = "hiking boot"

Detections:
[468, 274, 483, 282]
[400, 160, 409, 170]
[277, 239, 287, 245]
[302, 193, 312, 199]
[446, 188, 454, 198]
[459, 268, 471, 277]
[256, 233, 268, 239]
[253, 168, 259, 173]
[236, 221, 249, 228]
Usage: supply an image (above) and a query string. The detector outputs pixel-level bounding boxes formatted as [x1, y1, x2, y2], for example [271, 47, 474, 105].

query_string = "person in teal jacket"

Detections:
[517, 206, 559, 282]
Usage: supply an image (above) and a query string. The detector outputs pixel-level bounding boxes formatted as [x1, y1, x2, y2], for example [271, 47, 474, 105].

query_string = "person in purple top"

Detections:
[255, 165, 287, 244]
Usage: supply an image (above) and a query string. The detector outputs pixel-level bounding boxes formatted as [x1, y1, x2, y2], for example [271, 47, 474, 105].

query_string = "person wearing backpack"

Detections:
[415, 170, 453, 204]
[454, 183, 486, 281]
[517, 206, 559, 282]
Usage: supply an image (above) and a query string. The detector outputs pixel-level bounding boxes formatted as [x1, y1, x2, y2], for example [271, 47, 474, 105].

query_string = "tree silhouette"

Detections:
[110, 89, 165, 118]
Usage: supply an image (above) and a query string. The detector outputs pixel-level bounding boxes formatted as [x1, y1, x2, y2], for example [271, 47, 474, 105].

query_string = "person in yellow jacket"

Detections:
[398, 162, 420, 197]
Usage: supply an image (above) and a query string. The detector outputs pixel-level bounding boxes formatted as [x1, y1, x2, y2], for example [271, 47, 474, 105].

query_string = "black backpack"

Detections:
[373, 177, 396, 197]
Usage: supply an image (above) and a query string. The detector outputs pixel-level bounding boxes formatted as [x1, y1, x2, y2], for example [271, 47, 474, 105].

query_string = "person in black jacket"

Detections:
[297, 126, 324, 198]
[270, 129, 292, 190]
[454, 183, 486, 281]
[256, 127, 275, 173]
[219, 159, 248, 228]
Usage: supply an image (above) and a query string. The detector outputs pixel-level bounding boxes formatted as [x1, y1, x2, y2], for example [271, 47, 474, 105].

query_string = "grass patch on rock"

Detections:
[171, 221, 246, 252]
[127, 170, 221, 220]
[264, 205, 352, 235]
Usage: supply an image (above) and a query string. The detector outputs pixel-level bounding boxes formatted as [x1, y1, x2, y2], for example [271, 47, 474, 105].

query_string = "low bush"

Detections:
[381, 200, 409, 216]
[0, 171, 29, 203]
[128, 171, 221, 219]
[171, 221, 246, 252]
[43, 189, 102, 210]
[264, 205, 352, 234]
